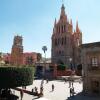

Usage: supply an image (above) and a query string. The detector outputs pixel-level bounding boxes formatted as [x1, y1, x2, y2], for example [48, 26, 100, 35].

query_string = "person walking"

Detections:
[46, 79, 49, 83]
[52, 84, 54, 91]
[40, 86, 43, 93]
[34, 87, 38, 93]
[32, 88, 34, 93]
[40, 86, 43, 96]
[64, 78, 67, 84]
[69, 80, 71, 88]
[20, 89, 24, 100]
[72, 81, 73, 88]
[41, 79, 44, 87]
[70, 88, 72, 97]
[72, 87, 75, 96]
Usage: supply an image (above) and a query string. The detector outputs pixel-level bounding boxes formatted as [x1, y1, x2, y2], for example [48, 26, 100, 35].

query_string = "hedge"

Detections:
[0, 67, 34, 88]
[57, 64, 66, 70]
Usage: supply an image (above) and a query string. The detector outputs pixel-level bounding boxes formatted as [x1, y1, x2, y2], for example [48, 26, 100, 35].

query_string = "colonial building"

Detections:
[3, 52, 41, 65]
[10, 35, 23, 65]
[81, 42, 100, 95]
[51, 4, 82, 68]
[23, 52, 39, 65]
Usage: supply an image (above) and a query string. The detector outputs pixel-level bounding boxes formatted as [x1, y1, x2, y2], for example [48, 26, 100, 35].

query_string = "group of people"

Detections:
[31, 79, 55, 98]
[19, 78, 78, 99]
[20, 77, 80, 99]
[0, 88, 12, 98]
[64, 77, 76, 97]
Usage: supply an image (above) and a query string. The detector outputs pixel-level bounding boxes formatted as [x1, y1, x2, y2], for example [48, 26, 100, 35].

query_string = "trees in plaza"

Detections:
[57, 64, 66, 70]
[42, 46, 47, 77]
[0, 66, 34, 99]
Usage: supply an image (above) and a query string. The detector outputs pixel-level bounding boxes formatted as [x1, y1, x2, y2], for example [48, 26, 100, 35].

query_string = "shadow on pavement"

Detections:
[67, 92, 100, 100]
[32, 97, 40, 100]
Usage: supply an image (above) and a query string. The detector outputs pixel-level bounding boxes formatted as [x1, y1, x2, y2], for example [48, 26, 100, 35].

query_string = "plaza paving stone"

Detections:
[13, 79, 100, 100]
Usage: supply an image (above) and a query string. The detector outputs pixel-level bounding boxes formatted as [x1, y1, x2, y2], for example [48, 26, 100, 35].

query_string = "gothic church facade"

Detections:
[51, 4, 82, 68]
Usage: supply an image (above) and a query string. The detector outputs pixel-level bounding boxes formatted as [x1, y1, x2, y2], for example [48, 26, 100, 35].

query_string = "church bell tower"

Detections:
[10, 35, 23, 66]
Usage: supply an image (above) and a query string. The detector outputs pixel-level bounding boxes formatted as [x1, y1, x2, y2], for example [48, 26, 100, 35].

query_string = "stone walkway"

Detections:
[12, 79, 100, 100]
[13, 79, 83, 100]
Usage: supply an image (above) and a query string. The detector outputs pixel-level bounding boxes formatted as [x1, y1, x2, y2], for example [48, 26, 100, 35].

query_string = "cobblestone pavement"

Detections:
[13, 79, 100, 100]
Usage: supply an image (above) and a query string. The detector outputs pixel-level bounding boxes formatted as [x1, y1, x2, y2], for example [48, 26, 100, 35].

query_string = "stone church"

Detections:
[51, 4, 82, 68]
[10, 35, 23, 65]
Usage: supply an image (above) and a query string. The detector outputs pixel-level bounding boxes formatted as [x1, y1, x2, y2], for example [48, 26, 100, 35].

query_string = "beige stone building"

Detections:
[51, 4, 82, 69]
[81, 42, 100, 95]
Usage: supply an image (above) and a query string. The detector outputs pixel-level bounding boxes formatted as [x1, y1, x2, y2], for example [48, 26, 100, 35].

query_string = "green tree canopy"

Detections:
[57, 64, 66, 70]
[0, 67, 34, 88]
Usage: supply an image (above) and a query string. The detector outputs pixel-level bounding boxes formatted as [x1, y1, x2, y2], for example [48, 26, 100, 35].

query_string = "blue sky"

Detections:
[0, 0, 100, 57]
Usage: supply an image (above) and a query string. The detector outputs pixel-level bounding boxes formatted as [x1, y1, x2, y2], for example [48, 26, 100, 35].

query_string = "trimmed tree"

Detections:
[0, 67, 34, 99]
[57, 64, 66, 70]
[0, 67, 34, 88]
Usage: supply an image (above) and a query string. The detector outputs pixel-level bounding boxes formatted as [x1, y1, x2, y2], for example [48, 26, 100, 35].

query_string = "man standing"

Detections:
[52, 84, 54, 91]
[20, 89, 24, 100]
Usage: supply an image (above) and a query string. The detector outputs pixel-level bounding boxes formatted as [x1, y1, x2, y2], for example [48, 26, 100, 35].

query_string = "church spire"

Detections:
[61, 4, 65, 15]
[54, 18, 56, 26]
[53, 18, 56, 34]
[70, 19, 72, 25]
[76, 21, 80, 33]
[60, 4, 66, 18]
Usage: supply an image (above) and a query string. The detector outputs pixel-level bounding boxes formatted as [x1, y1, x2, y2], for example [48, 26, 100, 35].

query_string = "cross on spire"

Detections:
[62, 0, 64, 4]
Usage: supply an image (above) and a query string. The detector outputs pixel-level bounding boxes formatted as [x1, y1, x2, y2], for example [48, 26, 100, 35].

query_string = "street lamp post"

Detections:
[42, 46, 47, 78]
[69, 57, 72, 70]
[69, 57, 74, 87]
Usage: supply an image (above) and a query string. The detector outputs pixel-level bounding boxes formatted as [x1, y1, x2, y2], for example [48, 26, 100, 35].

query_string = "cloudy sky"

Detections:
[0, 0, 100, 57]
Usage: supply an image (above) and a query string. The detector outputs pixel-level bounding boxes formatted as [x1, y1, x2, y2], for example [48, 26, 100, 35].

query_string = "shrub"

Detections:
[0, 67, 34, 88]
[57, 64, 66, 70]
